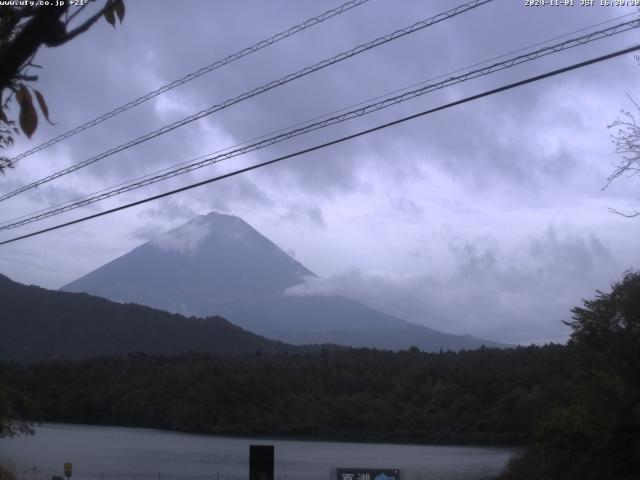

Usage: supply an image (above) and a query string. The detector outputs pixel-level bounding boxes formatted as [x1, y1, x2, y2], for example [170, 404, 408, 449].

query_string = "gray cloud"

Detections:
[279, 203, 327, 229]
[151, 218, 210, 255]
[286, 225, 621, 344]
[1, 0, 639, 344]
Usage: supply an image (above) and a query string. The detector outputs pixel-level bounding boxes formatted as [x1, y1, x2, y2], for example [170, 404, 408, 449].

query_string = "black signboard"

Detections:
[249, 445, 274, 480]
[336, 468, 400, 480]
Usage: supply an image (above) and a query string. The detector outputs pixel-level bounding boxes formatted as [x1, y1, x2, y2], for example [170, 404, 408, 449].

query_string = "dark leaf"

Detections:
[115, 0, 125, 23]
[0, 108, 7, 124]
[16, 86, 37, 138]
[34, 90, 53, 125]
[104, 5, 116, 27]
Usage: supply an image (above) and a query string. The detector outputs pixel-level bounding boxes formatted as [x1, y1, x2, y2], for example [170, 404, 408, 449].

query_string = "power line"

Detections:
[1, 43, 637, 247]
[6, 0, 371, 165]
[3, 17, 636, 229]
[2, 17, 638, 231]
[10, 9, 635, 231]
[34, 5, 629, 229]
[5, 10, 633, 230]
[0, 0, 493, 203]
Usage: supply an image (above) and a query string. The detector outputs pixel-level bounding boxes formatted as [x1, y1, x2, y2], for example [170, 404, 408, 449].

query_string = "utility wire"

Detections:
[8, 9, 636, 231]
[2, 17, 635, 229]
[1, 43, 638, 246]
[2, 17, 637, 231]
[6, 0, 371, 165]
[0, 0, 493, 203]
[4, 10, 634, 230]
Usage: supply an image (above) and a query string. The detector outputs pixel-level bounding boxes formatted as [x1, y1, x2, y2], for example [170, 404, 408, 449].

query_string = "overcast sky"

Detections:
[1, 0, 639, 344]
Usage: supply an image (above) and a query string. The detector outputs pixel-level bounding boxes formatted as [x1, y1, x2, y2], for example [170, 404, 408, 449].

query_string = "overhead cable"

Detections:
[2, 17, 638, 230]
[6, 0, 372, 164]
[1, 43, 638, 246]
[0, 0, 493, 203]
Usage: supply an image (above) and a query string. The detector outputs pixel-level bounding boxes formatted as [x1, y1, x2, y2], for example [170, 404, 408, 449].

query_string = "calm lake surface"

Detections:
[0, 423, 517, 480]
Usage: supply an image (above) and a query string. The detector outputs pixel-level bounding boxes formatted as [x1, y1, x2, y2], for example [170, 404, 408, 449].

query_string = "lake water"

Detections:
[0, 424, 517, 480]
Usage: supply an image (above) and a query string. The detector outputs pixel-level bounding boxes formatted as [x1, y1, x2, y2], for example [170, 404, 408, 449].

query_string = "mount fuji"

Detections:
[62, 212, 505, 351]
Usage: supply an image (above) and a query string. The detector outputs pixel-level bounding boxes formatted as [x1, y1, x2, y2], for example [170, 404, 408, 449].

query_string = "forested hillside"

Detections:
[500, 271, 640, 479]
[0, 274, 301, 361]
[2, 270, 637, 478]
[0, 345, 571, 444]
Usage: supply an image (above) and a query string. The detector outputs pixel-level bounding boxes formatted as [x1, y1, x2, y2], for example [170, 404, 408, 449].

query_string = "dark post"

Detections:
[249, 445, 274, 480]
[63, 463, 72, 480]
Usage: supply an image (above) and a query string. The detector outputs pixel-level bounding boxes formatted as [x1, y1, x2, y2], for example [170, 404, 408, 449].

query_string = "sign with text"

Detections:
[336, 468, 400, 480]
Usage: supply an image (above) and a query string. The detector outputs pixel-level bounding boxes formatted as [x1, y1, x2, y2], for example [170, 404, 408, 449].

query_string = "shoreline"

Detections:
[29, 420, 524, 449]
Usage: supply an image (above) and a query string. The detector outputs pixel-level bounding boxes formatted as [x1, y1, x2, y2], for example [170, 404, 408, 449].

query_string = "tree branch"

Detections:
[608, 206, 640, 218]
[56, 0, 117, 45]
[0, 6, 67, 90]
[14, 74, 38, 82]
[65, 2, 89, 26]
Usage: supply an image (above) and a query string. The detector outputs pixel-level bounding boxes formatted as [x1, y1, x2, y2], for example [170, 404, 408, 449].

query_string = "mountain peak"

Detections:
[153, 211, 265, 255]
[63, 212, 315, 312]
[204, 210, 239, 220]
[62, 213, 506, 351]
[197, 211, 243, 228]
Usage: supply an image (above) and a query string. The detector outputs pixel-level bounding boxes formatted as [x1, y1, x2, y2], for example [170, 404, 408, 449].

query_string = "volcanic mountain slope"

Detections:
[63, 212, 506, 351]
[0, 273, 302, 362]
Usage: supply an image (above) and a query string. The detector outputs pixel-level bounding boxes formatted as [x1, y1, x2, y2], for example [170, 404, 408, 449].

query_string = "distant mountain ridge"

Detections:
[0, 273, 303, 362]
[63, 212, 507, 351]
